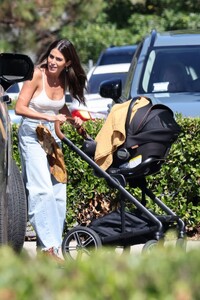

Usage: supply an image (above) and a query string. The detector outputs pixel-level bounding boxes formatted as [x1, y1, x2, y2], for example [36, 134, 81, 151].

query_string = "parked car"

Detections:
[96, 45, 137, 66]
[99, 30, 200, 117]
[0, 52, 33, 251]
[5, 82, 23, 102]
[69, 63, 130, 120]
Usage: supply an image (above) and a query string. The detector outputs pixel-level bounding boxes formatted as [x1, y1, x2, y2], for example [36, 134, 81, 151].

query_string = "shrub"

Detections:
[12, 116, 200, 232]
[0, 245, 200, 299]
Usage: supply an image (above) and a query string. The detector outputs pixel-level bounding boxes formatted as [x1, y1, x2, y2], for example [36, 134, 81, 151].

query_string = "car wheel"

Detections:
[7, 159, 27, 253]
[0, 186, 8, 245]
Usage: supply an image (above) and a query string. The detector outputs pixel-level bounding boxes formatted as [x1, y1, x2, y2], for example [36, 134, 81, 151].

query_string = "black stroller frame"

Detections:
[55, 101, 186, 260]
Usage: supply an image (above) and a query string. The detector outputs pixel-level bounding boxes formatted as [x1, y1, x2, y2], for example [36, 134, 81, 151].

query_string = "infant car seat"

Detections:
[82, 96, 181, 177]
[110, 97, 181, 176]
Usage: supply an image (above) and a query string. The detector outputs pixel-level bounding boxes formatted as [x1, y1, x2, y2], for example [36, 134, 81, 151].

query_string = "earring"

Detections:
[65, 67, 69, 72]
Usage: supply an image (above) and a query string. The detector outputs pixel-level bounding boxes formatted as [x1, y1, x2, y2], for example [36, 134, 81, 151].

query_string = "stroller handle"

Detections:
[55, 117, 90, 140]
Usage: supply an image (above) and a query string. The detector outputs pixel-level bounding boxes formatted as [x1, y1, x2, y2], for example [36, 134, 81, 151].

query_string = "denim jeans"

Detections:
[18, 118, 66, 251]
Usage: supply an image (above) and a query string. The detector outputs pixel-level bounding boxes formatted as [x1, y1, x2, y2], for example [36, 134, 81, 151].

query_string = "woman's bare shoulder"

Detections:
[26, 67, 44, 87]
[22, 67, 43, 90]
[33, 67, 43, 80]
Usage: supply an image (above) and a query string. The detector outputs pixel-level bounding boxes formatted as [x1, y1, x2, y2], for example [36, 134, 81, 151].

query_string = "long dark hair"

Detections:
[37, 39, 87, 104]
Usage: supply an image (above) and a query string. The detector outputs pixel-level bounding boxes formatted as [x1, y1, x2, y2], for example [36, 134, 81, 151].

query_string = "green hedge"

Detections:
[0, 246, 200, 299]
[12, 115, 200, 232]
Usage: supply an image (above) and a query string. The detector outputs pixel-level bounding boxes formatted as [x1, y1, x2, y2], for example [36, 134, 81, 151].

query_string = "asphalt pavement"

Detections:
[23, 239, 200, 259]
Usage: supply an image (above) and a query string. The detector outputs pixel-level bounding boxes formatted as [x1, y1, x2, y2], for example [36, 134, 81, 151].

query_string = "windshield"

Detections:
[87, 72, 128, 94]
[139, 47, 200, 93]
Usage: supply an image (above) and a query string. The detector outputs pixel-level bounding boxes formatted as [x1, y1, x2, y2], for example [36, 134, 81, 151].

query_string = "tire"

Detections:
[176, 238, 187, 251]
[62, 226, 102, 260]
[142, 239, 158, 253]
[0, 188, 8, 245]
[7, 159, 27, 253]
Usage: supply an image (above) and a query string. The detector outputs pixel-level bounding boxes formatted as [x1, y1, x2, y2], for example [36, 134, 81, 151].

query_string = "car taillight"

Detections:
[71, 110, 93, 121]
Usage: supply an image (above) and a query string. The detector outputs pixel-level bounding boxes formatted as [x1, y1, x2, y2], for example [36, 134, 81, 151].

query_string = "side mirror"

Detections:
[99, 79, 122, 103]
[0, 53, 34, 90]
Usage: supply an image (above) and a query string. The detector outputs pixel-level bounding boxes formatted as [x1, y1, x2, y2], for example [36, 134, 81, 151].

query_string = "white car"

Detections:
[5, 82, 23, 124]
[8, 109, 22, 124]
[69, 63, 130, 120]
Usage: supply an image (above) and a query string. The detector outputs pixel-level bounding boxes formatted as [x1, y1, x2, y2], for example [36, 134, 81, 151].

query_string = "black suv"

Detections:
[100, 30, 200, 117]
[96, 44, 137, 66]
[0, 53, 33, 251]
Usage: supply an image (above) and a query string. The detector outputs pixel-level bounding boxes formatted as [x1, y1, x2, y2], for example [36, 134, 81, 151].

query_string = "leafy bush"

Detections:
[12, 116, 200, 232]
[150, 115, 200, 231]
[0, 245, 200, 299]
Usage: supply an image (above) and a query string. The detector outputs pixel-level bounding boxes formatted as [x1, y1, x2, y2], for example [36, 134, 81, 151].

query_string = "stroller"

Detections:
[55, 97, 186, 260]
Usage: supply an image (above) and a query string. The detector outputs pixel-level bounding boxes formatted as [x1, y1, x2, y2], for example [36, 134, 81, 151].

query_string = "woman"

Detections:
[15, 39, 87, 260]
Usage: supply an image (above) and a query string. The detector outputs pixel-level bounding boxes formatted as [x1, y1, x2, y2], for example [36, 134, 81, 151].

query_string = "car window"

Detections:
[99, 52, 135, 65]
[138, 47, 200, 94]
[87, 72, 128, 94]
[6, 83, 19, 93]
[96, 45, 137, 66]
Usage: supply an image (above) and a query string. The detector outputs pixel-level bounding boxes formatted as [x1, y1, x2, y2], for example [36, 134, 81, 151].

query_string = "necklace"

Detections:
[49, 78, 58, 86]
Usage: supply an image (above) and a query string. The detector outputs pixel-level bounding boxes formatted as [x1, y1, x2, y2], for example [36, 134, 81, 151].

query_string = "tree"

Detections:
[1, 0, 200, 64]
[0, 0, 105, 61]
[60, 22, 136, 65]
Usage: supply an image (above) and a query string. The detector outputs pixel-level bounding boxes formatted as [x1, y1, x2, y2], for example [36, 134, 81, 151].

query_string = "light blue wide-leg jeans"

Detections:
[18, 118, 66, 251]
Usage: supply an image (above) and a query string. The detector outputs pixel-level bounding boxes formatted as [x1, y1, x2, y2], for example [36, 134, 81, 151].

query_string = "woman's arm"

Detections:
[15, 68, 66, 123]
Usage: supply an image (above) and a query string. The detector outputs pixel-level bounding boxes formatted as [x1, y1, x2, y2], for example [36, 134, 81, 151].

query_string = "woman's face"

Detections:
[47, 48, 67, 74]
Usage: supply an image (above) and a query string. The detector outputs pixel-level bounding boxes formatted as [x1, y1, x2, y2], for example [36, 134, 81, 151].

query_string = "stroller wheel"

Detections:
[142, 240, 158, 253]
[176, 238, 187, 251]
[62, 226, 102, 260]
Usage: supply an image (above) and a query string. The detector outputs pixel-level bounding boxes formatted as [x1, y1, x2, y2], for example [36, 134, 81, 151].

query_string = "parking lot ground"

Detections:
[23, 239, 200, 259]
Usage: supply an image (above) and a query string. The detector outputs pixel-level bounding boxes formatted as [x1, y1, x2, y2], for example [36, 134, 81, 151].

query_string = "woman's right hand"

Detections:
[55, 114, 67, 123]
[47, 114, 67, 123]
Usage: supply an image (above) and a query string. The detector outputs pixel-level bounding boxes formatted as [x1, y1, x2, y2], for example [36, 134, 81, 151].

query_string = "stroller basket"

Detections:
[89, 209, 158, 245]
